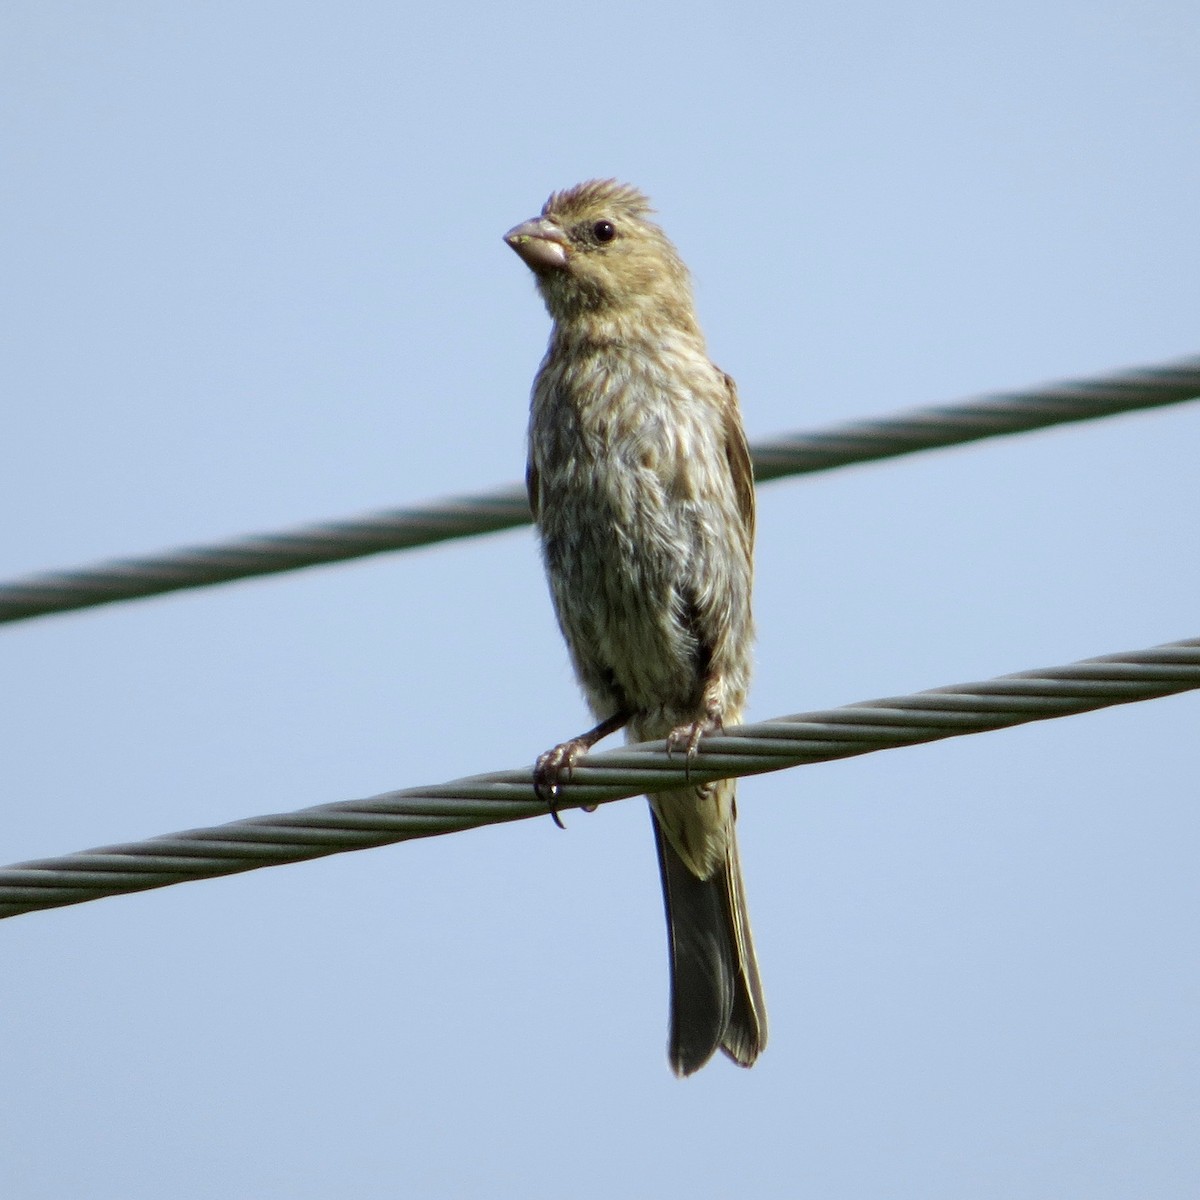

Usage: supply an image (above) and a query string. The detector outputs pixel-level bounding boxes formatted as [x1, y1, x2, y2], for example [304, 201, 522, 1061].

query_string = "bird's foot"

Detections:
[666, 708, 724, 780]
[534, 739, 591, 828]
[533, 712, 630, 827]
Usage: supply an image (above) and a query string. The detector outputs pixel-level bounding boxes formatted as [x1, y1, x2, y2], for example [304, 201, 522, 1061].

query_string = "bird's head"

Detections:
[504, 180, 698, 334]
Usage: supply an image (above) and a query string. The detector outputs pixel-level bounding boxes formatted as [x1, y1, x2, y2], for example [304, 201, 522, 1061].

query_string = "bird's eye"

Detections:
[592, 219, 616, 243]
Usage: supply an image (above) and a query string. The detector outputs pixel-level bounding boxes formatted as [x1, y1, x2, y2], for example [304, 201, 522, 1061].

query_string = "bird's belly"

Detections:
[539, 477, 705, 722]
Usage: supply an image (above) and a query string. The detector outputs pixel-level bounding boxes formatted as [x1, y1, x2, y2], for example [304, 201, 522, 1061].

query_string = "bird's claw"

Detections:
[666, 713, 723, 781]
[534, 739, 589, 828]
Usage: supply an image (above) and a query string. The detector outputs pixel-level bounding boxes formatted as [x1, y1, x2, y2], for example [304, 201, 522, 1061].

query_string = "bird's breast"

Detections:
[527, 339, 751, 719]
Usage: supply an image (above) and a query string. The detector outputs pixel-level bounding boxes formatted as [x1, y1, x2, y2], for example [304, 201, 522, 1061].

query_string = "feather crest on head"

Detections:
[542, 179, 655, 221]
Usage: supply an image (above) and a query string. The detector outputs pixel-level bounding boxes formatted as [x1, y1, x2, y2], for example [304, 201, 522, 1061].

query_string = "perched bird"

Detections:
[505, 180, 766, 1075]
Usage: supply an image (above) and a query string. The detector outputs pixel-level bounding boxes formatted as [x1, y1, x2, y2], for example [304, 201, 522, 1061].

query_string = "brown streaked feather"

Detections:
[542, 179, 654, 222]
[721, 372, 756, 552]
[717, 824, 768, 1066]
[525, 459, 540, 521]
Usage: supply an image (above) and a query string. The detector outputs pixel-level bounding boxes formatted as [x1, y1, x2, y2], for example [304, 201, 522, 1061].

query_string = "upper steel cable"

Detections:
[2, 354, 1198, 625]
[2, 636, 1196, 919]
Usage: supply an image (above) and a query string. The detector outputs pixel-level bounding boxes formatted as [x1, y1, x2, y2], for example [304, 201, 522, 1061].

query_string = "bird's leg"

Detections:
[666, 679, 726, 780]
[534, 710, 630, 827]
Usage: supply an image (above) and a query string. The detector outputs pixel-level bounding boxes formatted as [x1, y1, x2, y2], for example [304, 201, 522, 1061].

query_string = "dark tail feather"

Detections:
[651, 811, 767, 1076]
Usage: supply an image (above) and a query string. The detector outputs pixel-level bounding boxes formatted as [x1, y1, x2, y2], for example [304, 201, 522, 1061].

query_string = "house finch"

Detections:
[505, 180, 766, 1075]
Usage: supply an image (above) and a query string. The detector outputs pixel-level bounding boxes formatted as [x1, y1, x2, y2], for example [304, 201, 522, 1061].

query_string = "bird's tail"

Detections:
[651, 798, 767, 1076]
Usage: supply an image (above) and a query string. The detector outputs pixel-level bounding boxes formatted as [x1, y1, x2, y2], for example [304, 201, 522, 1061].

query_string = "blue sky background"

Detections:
[2, 3, 1198, 1196]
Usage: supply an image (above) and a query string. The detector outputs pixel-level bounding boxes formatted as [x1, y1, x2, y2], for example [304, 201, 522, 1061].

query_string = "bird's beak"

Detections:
[504, 217, 571, 272]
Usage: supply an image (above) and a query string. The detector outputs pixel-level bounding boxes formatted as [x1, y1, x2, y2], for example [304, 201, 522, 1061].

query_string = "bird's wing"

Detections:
[721, 372, 755, 552]
[525, 459, 540, 521]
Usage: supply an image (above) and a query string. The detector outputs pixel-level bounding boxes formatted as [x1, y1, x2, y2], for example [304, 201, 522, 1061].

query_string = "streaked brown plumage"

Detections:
[505, 180, 766, 1075]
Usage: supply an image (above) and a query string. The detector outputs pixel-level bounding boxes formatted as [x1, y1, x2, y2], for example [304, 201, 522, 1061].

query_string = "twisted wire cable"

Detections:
[748, 354, 1200, 481]
[3, 355, 1198, 626]
[2, 636, 1196, 920]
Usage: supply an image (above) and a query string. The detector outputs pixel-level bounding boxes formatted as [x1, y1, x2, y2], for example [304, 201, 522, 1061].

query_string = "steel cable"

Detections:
[2, 636, 1196, 919]
[3, 354, 1198, 625]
